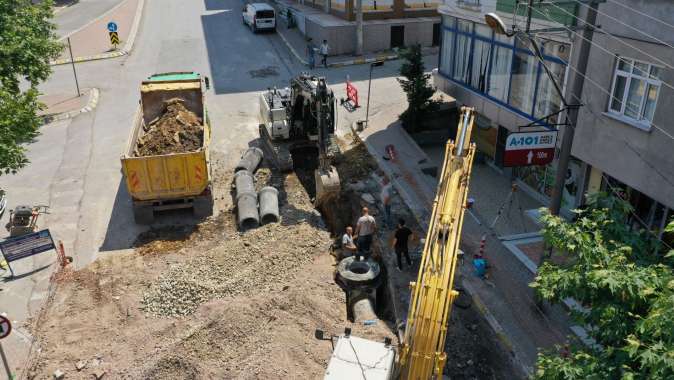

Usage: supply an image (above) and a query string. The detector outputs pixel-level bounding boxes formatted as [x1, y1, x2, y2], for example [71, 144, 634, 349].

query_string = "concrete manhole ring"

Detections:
[336, 256, 381, 283]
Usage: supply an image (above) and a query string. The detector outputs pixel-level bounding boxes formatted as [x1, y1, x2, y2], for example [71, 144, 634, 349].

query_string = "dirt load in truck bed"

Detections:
[135, 98, 204, 157]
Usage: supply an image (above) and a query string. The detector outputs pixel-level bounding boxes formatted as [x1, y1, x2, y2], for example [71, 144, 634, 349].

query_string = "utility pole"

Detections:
[549, 0, 600, 216]
[356, 0, 363, 55]
[67, 37, 81, 96]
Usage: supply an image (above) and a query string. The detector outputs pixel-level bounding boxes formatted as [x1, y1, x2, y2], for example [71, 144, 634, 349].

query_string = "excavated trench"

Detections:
[289, 147, 396, 324]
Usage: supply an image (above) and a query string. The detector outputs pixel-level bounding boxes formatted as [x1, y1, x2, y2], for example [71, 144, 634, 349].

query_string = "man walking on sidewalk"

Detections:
[392, 218, 413, 270]
[319, 40, 329, 68]
[355, 207, 376, 260]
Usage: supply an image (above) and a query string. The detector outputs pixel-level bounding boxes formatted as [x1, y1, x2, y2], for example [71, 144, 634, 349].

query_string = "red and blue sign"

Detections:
[503, 131, 557, 167]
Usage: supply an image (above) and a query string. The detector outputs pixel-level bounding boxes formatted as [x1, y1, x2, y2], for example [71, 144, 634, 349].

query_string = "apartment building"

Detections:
[571, 0, 674, 237]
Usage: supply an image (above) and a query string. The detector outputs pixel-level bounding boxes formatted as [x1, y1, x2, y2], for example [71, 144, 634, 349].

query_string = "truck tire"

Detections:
[193, 194, 214, 218]
[133, 204, 154, 224]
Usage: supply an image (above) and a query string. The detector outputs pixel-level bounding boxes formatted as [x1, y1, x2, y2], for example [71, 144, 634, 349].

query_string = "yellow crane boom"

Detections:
[399, 107, 476, 379]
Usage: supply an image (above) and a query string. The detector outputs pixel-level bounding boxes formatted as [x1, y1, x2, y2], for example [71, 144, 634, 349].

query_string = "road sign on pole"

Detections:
[107, 21, 118, 32]
[0, 316, 10, 340]
[109, 31, 120, 48]
[503, 130, 557, 167]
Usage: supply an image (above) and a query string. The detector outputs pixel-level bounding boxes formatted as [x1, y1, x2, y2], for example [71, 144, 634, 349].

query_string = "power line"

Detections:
[541, 2, 674, 72]
[527, 5, 674, 94]
[561, 59, 674, 141]
[567, 0, 674, 49]
[605, 0, 674, 31]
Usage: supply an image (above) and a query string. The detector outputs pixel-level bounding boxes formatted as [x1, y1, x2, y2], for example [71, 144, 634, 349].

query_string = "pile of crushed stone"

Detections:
[141, 213, 329, 317]
[136, 98, 203, 156]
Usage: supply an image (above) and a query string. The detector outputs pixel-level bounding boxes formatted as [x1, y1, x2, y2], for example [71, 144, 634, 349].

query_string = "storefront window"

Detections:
[509, 36, 537, 115]
[440, 28, 454, 75]
[488, 44, 512, 102]
[453, 21, 472, 83]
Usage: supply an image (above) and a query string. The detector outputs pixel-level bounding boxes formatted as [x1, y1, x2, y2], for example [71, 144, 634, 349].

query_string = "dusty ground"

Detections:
[26, 158, 392, 379]
[136, 99, 204, 156]
[25, 137, 517, 380]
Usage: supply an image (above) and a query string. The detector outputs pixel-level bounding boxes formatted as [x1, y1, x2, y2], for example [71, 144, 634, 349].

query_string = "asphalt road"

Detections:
[0, 0, 417, 372]
[56, 0, 126, 37]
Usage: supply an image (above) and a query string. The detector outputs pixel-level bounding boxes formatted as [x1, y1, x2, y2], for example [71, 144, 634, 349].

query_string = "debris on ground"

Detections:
[136, 98, 203, 156]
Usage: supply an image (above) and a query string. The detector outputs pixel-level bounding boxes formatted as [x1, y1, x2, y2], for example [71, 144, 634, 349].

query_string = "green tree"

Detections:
[0, 0, 62, 174]
[532, 193, 674, 380]
[397, 44, 437, 133]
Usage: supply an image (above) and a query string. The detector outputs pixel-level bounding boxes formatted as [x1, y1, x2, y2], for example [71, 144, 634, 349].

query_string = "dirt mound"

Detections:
[136, 98, 203, 156]
[143, 357, 200, 380]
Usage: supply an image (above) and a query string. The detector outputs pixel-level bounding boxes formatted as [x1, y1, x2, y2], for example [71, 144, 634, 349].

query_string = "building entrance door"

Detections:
[391, 25, 404, 49]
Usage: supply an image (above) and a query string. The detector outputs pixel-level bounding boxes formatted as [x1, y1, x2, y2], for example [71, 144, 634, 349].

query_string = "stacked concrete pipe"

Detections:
[234, 166, 259, 229]
[258, 186, 279, 224]
[235, 147, 264, 173]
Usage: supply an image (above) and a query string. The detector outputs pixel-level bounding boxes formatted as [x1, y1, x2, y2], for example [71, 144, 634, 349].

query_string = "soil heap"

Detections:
[136, 98, 204, 156]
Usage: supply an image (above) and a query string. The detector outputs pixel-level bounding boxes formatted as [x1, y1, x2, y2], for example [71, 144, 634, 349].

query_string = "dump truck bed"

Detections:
[121, 73, 211, 203]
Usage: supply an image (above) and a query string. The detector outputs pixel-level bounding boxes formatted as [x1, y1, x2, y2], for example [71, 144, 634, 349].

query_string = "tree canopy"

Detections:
[397, 44, 437, 132]
[533, 192, 674, 380]
[0, 0, 62, 174]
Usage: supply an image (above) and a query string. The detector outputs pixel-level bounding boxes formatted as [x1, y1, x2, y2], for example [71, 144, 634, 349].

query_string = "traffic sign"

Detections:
[0, 316, 10, 340]
[0, 229, 55, 263]
[503, 131, 557, 167]
[107, 21, 118, 32]
[109, 31, 120, 46]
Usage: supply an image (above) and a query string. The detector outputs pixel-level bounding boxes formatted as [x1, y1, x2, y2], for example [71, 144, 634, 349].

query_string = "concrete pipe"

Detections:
[236, 191, 259, 229]
[234, 170, 255, 195]
[258, 186, 280, 225]
[235, 147, 264, 174]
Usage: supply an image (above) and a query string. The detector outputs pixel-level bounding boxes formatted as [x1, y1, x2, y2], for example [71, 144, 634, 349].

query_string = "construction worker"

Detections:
[306, 38, 316, 69]
[354, 207, 376, 260]
[392, 218, 414, 271]
[341, 225, 357, 258]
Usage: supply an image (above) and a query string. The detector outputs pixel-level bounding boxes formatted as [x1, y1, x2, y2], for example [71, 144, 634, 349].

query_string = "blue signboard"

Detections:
[0, 229, 55, 263]
[107, 21, 118, 32]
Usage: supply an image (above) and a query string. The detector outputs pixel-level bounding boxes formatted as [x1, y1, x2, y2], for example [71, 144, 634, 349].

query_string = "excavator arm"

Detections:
[398, 107, 476, 379]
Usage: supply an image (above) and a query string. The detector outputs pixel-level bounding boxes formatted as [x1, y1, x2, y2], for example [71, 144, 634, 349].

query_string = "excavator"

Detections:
[321, 107, 477, 380]
[259, 74, 340, 206]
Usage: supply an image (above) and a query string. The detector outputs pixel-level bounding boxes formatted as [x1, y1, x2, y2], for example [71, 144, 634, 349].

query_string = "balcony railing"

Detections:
[456, 0, 481, 11]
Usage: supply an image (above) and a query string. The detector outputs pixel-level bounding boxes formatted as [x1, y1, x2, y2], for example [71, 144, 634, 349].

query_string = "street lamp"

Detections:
[485, 13, 577, 216]
[365, 61, 384, 129]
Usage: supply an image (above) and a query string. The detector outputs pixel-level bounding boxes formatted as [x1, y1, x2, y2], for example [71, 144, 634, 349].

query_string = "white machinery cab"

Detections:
[260, 88, 290, 140]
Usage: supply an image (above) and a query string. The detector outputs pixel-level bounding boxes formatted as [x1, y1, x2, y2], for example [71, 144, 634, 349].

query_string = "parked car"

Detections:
[242, 3, 276, 33]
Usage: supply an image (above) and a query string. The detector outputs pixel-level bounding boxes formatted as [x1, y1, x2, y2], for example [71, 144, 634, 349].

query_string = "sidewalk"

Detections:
[272, 0, 438, 68]
[38, 88, 100, 123]
[52, 0, 145, 65]
[355, 111, 577, 376]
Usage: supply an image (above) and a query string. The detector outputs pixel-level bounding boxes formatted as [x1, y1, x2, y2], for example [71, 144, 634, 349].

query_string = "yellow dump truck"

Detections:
[121, 72, 213, 224]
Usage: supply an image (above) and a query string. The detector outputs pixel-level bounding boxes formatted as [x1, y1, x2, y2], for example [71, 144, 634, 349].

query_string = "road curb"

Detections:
[41, 88, 100, 124]
[50, 0, 145, 66]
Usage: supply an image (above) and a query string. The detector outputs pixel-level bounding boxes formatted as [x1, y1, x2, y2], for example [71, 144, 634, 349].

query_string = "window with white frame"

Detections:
[608, 57, 661, 126]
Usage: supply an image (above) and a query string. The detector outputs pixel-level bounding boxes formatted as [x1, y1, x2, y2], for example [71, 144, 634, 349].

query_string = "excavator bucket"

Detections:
[314, 165, 340, 206]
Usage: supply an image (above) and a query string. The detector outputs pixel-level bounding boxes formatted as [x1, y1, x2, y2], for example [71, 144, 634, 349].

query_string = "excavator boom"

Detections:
[399, 107, 476, 379]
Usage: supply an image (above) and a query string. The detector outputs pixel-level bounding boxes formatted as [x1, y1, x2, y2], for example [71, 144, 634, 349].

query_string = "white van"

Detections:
[242, 3, 276, 33]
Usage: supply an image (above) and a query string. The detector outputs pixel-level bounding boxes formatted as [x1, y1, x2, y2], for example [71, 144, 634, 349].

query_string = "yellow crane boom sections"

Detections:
[399, 107, 476, 379]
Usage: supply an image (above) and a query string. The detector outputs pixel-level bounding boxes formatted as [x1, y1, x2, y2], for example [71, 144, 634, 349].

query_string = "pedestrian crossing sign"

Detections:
[109, 31, 120, 47]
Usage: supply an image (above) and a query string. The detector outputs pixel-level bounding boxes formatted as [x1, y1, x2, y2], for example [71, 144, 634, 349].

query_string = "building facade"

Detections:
[433, 0, 582, 213]
[285, 0, 441, 55]
[571, 0, 674, 237]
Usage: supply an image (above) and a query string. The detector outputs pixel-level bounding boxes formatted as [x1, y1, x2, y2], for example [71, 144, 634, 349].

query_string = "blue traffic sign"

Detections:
[107, 21, 118, 32]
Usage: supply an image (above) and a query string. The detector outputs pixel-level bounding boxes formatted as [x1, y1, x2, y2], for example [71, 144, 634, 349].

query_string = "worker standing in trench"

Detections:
[354, 207, 377, 260]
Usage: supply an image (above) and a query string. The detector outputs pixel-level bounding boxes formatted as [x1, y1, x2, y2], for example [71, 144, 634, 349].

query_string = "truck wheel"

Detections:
[133, 204, 154, 224]
[193, 194, 214, 218]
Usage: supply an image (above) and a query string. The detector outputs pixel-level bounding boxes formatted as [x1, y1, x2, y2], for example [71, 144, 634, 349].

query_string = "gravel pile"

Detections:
[141, 204, 330, 317]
